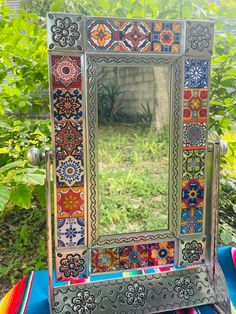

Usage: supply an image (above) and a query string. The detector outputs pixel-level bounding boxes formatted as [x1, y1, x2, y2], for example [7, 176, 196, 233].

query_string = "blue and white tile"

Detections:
[184, 59, 209, 88]
[57, 218, 85, 247]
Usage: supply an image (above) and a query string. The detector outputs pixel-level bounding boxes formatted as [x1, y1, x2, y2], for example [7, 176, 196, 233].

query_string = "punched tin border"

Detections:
[86, 54, 182, 247]
[53, 265, 216, 313]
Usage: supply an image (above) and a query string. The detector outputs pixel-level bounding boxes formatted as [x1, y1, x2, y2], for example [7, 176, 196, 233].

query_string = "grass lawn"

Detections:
[98, 124, 169, 236]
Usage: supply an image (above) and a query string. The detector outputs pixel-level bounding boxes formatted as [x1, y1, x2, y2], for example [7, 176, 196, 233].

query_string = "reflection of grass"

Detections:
[98, 124, 169, 235]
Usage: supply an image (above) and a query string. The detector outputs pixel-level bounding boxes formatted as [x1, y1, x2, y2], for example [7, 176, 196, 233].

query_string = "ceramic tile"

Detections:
[117, 21, 151, 52]
[148, 241, 175, 266]
[91, 248, 119, 273]
[56, 156, 84, 187]
[119, 244, 148, 269]
[53, 89, 82, 122]
[57, 218, 84, 247]
[57, 186, 84, 218]
[179, 238, 206, 266]
[55, 120, 83, 161]
[56, 250, 88, 281]
[86, 19, 182, 53]
[151, 22, 181, 53]
[181, 207, 203, 234]
[185, 21, 214, 55]
[48, 13, 83, 51]
[183, 89, 208, 122]
[183, 122, 207, 150]
[184, 59, 209, 88]
[51, 55, 81, 89]
[182, 150, 205, 180]
[182, 179, 204, 208]
[87, 19, 119, 51]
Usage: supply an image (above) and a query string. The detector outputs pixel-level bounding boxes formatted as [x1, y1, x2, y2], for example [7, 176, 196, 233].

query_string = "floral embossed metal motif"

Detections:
[179, 239, 205, 265]
[188, 24, 211, 52]
[185, 21, 214, 55]
[48, 14, 83, 50]
[56, 251, 88, 281]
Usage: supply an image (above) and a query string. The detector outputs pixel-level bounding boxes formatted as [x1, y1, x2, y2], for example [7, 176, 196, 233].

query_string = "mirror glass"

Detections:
[97, 65, 170, 236]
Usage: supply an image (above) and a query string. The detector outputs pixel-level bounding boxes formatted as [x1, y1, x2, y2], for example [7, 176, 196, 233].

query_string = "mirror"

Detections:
[97, 65, 170, 236]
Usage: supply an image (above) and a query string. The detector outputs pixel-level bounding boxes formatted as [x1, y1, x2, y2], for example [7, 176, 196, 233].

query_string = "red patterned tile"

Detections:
[183, 89, 208, 122]
[91, 248, 119, 273]
[148, 241, 175, 266]
[51, 55, 81, 89]
[57, 186, 84, 218]
[119, 244, 148, 269]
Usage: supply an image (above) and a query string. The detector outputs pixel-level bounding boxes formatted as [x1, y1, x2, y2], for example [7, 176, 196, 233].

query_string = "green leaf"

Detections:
[0, 121, 11, 129]
[0, 160, 24, 174]
[36, 184, 46, 207]
[10, 185, 32, 209]
[15, 173, 45, 185]
[220, 77, 236, 88]
[0, 186, 10, 211]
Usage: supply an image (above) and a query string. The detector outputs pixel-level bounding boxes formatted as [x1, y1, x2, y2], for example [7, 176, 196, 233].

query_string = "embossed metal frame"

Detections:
[47, 14, 231, 313]
[87, 54, 181, 247]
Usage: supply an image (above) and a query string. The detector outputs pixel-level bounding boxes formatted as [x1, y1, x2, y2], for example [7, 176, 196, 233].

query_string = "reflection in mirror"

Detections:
[97, 65, 170, 236]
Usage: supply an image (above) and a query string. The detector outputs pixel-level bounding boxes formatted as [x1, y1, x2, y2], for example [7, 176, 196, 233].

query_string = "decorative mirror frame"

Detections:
[47, 14, 231, 313]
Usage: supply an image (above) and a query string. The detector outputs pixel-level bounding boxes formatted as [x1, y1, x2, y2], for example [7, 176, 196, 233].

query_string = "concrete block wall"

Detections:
[97, 65, 170, 130]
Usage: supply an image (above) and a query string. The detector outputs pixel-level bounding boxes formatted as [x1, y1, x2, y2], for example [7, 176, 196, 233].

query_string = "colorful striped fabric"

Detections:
[0, 247, 235, 314]
[232, 247, 236, 269]
[0, 272, 34, 314]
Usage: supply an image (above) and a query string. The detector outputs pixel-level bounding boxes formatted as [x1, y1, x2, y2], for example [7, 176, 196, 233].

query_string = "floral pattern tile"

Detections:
[55, 120, 83, 161]
[119, 244, 148, 269]
[91, 248, 119, 273]
[48, 13, 83, 50]
[183, 122, 207, 150]
[182, 150, 205, 180]
[182, 179, 204, 208]
[86, 18, 182, 53]
[57, 186, 84, 218]
[151, 22, 181, 53]
[181, 207, 203, 234]
[53, 89, 82, 122]
[179, 238, 205, 266]
[57, 218, 84, 247]
[184, 59, 209, 88]
[185, 20, 214, 55]
[148, 241, 175, 266]
[51, 55, 81, 89]
[183, 89, 208, 122]
[117, 21, 151, 52]
[56, 156, 84, 187]
[87, 19, 118, 50]
[56, 250, 88, 281]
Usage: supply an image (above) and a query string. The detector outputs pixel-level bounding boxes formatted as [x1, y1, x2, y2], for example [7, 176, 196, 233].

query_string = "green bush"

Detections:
[0, 2, 50, 292]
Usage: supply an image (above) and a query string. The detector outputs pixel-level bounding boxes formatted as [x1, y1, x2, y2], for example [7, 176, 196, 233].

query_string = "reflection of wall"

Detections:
[98, 66, 170, 130]
[153, 67, 170, 130]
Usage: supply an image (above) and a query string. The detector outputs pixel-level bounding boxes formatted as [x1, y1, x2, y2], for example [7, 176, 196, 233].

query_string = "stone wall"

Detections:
[97, 65, 170, 130]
